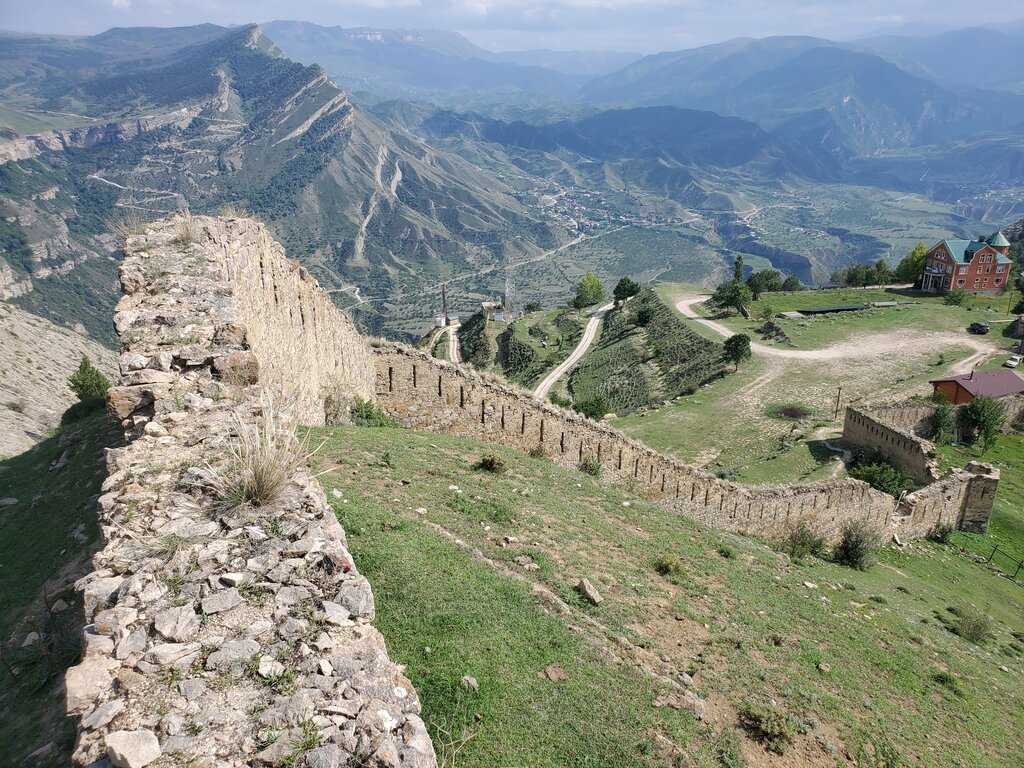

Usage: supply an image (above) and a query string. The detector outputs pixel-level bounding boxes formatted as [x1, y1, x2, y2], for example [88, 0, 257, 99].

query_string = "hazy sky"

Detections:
[2, 0, 1019, 52]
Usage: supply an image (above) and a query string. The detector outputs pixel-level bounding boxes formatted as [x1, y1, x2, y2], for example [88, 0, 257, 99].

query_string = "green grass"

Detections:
[315, 424, 1024, 767]
[0, 409, 118, 767]
[676, 284, 1017, 351]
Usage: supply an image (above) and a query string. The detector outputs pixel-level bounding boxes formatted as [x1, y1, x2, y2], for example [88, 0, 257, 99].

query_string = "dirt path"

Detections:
[533, 302, 613, 399]
[675, 295, 997, 364]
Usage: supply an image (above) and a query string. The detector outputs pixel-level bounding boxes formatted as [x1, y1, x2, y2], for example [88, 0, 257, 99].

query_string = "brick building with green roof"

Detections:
[920, 231, 1012, 295]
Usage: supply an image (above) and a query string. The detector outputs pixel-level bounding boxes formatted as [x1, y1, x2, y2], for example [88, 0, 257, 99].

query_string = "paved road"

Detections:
[675, 295, 995, 368]
[533, 302, 614, 399]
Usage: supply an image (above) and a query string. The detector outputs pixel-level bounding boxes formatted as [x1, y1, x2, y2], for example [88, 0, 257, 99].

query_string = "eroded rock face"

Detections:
[67, 217, 436, 768]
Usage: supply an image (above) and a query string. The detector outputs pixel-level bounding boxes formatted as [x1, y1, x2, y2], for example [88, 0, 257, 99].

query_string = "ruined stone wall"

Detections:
[69, 217, 435, 768]
[372, 344, 954, 543]
[217, 218, 376, 424]
[842, 406, 941, 485]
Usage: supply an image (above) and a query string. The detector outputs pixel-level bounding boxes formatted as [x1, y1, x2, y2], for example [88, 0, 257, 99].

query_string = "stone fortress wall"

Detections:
[373, 344, 998, 541]
[69, 217, 436, 768]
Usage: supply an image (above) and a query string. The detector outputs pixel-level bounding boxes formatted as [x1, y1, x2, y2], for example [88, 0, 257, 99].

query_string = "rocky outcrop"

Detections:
[66, 216, 435, 768]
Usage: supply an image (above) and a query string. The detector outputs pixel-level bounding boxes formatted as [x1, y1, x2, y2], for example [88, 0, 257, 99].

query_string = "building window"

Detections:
[958, 279, 965, 287]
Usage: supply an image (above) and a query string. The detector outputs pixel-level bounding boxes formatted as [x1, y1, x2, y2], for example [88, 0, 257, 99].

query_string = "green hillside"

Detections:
[570, 288, 725, 414]
[314, 422, 1024, 768]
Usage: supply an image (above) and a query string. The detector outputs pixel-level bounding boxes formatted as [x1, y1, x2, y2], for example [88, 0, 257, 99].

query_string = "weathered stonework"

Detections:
[373, 345, 997, 542]
[68, 217, 435, 768]
[842, 402, 1001, 533]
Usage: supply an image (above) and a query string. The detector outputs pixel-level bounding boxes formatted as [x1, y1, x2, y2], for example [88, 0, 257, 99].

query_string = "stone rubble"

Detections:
[66, 216, 436, 768]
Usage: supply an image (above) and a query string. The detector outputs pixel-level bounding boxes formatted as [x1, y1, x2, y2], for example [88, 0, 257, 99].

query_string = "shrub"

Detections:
[931, 401, 955, 444]
[548, 392, 572, 408]
[575, 395, 608, 420]
[783, 522, 826, 562]
[848, 461, 914, 496]
[717, 543, 736, 559]
[528, 445, 546, 459]
[351, 398, 398, 427]
[832, 519, 881, 570]
[931, 670, 962, 696]
[767, 402, 812, 421]
[524, 301, 542, 313]
[210, 400, 317, 510]
[653, 554, 685, 579]
[578, 455, 601, 477]
[955, 608, 993, 644]
[633, 306, 654, 327]
[713, 729, 746, 768]
[943, 288, 967, 306]
[473, 454, 506, 474]
[927, 522, 955, 544]
[737, 700, 796, 755]
[68, 356, 110, 402]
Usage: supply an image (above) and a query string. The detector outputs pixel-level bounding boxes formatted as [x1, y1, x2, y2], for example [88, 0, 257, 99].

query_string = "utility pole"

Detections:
[441, 283, 449, 326]
[833, 386, 843, 421]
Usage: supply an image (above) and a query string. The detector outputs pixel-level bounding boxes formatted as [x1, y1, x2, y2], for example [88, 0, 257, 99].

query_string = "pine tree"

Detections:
[68, 356, 111, 402]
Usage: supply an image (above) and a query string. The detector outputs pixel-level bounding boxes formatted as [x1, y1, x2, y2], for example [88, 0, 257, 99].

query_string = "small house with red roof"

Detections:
[929, 369, 1024, 405]
[919, 231, 1012, 295]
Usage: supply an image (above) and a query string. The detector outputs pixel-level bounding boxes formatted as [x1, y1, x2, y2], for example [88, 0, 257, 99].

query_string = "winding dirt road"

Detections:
[447, 323, 461, 364]
[533, 302, 613, 399]
[675, 295, 995, 373]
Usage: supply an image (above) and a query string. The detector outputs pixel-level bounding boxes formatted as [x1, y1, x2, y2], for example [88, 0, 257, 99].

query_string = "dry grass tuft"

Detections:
[108, 209, 148, 245]
[172, 211, 202, 245]
[218, 203, 251, 219]
[210, 395, 321, 510]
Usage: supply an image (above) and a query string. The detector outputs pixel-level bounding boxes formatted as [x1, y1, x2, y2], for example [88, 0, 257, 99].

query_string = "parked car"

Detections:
[1005, 355, 1022, 369]
[968, 322, 990, 335]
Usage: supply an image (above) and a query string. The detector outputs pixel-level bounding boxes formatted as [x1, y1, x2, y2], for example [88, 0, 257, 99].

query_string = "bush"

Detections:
[473, 454, 506, 474]
[943, 288, 967, 306]
[575, 395, 608, 420]
[927, 522, 955, 544]
[783, 522, 826, 562]
[528, 445, 546, 459]
[578, 455, 601, 477]
[931, 401, 955, 444]
[931, 670, 962, 696]
[524, 301, 542, 313]
[955, 608, 993, 644]
[737, 700, 797, 755]
[717, 543, 736, 559]
[653, 554, 684, 579]
[68, 357, 110, 402]
[832, 519, 881, 570]
[549, 392, 572, 408]
[767, 402, 812, 421]
[633, 306, 654, 326]
[351, 398, 398, 427]
[713, 729, 746, 768]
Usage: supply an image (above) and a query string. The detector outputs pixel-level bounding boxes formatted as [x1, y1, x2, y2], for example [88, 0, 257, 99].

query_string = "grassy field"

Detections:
[0, 409, 117, 767]
[315, 423, 1024, 768]
[500, 308, 584, 387]
[682, 285, 1019, 351]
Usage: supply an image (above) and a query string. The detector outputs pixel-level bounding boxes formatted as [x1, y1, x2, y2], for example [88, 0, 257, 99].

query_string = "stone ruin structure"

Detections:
[67, 215, 1000, 765]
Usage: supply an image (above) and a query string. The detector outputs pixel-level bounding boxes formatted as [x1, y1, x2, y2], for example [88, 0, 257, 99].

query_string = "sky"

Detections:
[1, 0, 1020, 53]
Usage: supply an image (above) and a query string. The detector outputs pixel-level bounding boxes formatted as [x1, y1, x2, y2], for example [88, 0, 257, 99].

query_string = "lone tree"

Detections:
[723, 334, 752, 371]
[710, 280, 752, 315]
[733, 255, 744, 282]
[746, 269, 783, 300]
[959, 395, 1005, 453]
[69, 356, 110, 402]
[613, 276, 640, 303]
[573, 272, 605, 309]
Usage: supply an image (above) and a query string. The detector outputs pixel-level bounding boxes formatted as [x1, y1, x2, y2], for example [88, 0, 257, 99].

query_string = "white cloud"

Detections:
[111, 0, 131, 8]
